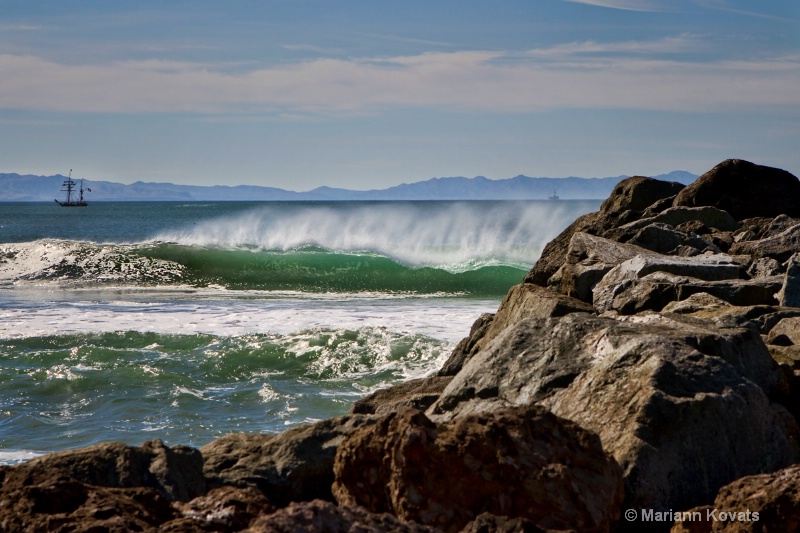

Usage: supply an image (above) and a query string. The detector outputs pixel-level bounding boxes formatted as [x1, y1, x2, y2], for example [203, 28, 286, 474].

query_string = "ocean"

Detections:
[0, 200, 599, 464]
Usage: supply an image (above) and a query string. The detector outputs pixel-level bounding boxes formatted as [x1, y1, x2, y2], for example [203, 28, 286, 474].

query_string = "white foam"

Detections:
[0, 287, 497, 344]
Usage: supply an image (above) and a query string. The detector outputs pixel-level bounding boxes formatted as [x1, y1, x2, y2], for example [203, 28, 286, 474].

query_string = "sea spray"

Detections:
[152, 201, 596, 269]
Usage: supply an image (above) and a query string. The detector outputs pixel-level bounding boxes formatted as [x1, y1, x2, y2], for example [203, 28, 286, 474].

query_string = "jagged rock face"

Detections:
[332, 407, 623, 533]
[427, 313, 799, 515]
[674, 159, 800, 220]
[201, 415, 377, 507]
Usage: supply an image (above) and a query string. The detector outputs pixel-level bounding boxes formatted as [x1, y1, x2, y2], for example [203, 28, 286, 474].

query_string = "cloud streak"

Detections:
[563, 0, 666, 12]
[2, 41, 798, 116]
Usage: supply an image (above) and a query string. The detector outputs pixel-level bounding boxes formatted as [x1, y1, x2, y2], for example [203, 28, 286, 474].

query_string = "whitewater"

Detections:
[0, 200, 598, 464]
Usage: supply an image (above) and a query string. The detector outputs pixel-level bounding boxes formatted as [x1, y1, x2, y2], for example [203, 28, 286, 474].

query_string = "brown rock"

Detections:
[333, 407, 623, 533]
[247, 499, 440, 532]
[164, 486, 275, 532]
[0, 439, 204, 503]
[201, 415, 376, 506]
[671, 465, 800, 533]
[0, 468, 176, 533]
[673, 159, 800, 220]
[350, 375, 453, 415]
[460, 512, 571, 533]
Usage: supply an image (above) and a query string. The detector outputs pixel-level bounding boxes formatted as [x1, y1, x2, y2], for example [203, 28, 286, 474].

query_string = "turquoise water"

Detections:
[0, 200, 599, 463]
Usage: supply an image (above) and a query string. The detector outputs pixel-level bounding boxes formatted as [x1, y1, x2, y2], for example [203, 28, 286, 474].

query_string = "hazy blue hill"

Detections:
[0, 170, 697, 202]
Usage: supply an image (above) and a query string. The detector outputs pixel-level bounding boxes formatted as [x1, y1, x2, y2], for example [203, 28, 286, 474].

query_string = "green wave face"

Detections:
[138, 244, 527, 296]
[0, 329, 447, 452]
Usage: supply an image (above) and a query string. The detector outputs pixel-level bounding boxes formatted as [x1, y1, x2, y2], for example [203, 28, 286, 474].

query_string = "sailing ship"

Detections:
[548, 189, 560, 200]
[54, 170, 89, 207]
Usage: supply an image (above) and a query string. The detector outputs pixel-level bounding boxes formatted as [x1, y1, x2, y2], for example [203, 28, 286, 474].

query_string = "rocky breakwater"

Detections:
[3, 159, 800, 532]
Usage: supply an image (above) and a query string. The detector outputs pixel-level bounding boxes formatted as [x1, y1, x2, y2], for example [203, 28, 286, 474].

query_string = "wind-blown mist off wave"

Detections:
[153, 201, 597, 269]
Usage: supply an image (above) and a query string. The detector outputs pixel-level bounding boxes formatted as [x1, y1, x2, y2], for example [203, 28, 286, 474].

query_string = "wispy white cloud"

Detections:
[0, 25, 43, 31]
[1, 39, 798, 116]
[282, 44, 345, 55]
[563, 0, 666, 12]
[694, 0, 800, 22]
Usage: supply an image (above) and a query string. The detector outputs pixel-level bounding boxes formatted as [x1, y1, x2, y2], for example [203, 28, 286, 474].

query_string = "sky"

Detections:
[1, 0, 798, 190]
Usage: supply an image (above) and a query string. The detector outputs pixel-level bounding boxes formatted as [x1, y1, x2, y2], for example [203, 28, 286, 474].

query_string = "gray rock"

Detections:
[619, 206, 739, 234]
[428, 313, 798, 514]
[730, 223, 800, 263]
[439, 284, 593, 375]
[592, 254, 743, 313]
[628, 222, 719, 255]
[439, 313, 495, 376]
[768, 316, 800, 346]
[779, 252, 800, 307]
[748, 256, 783, 278]
[594, 271, 782, 315]
[557, 232, 651, 301]
[201, 415, 376, 507]
[526, 176, 685, 286]
[661, 292, 732, 314]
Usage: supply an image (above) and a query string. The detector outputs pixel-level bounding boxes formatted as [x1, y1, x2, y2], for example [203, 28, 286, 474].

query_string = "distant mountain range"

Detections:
[0, 171, 697, 202]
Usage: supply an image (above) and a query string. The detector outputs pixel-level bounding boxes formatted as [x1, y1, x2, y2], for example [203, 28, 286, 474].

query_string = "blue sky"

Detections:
[1, 0, 798, 190]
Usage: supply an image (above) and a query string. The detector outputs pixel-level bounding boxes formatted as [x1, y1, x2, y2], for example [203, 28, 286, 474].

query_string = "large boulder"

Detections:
[332, 407, 623, 533]
[201, 415, 376, 507]
[439, 284, 593, 375]
[427, 313, 799, 518]
[600, 176, 685, 217]
[673, 159, 800, 220]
